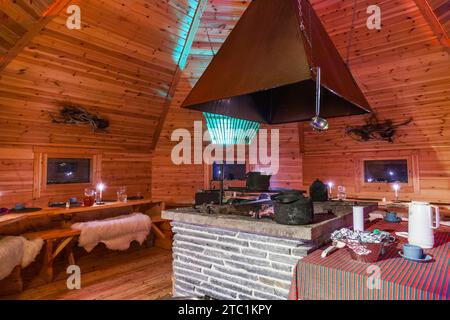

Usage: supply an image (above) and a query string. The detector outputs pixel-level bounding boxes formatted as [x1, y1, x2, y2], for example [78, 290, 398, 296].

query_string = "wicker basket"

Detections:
[345, 241, 384, 263]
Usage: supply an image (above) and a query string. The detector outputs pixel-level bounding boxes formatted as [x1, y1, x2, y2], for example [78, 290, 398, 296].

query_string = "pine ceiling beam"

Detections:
[150, 0, 208, 150]
[414, 0, 450, 52]
[0, 0, 72, 73]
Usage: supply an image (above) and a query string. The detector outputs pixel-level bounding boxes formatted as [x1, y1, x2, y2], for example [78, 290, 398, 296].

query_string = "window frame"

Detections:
[363, 159, 409, 184]
[354, 151, 420, 195]
[33, 147, 102, 200]
[46, 157, 92, 185]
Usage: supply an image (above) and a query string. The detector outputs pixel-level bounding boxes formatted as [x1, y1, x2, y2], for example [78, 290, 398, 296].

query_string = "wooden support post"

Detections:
[24, 228, 80, 283]
[43, 239, 54, 282]
[65, 244, 75, 266]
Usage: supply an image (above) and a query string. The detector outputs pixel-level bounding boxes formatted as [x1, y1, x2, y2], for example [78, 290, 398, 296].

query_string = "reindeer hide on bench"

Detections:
[71, 213, 152, 252]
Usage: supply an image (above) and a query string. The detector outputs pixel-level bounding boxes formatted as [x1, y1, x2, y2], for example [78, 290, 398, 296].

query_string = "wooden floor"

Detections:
[2, 244, 173, 300]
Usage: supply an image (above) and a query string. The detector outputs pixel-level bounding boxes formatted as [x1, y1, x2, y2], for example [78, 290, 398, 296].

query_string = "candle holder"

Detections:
[96, 183, 106, 205]
[327, 182, 334, 200]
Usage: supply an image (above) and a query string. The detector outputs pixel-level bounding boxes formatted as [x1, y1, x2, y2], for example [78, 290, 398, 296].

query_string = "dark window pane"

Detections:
[212, 162, 246, 181]
[47, 158, 91, 184]
[364, 160, 408, 183]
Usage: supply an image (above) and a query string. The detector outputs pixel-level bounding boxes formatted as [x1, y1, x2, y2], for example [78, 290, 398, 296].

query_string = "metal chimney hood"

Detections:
[181, 0, 372, 124]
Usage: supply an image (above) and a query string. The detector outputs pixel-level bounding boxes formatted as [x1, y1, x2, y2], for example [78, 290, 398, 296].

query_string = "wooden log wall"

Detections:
[302, 0, 450, 212]
[0, 147, 152, 208]
[0, 0, 201, 207]
[249, 124, 303, 190]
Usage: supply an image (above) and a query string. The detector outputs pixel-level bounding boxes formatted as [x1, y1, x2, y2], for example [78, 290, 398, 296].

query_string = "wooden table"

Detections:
[0, 199, 154, 229]
[288, 219, 449, 300]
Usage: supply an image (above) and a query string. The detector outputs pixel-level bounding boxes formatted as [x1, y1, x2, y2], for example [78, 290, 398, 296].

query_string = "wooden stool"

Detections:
[23, 228, 81, 283]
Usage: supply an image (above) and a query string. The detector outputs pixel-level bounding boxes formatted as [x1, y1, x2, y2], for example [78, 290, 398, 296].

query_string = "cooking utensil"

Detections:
[310, 67, 329, 132]
[272, 190, 313, 225]
[321, 240, 345, 258]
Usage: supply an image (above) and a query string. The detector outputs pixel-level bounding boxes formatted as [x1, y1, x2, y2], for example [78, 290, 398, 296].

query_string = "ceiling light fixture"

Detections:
[203, 112, 260, 145]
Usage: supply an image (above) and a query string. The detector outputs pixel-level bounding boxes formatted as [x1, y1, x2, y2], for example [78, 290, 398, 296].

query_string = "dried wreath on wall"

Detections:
[50, 103, 109, 132]
[345, 114, 412, 143]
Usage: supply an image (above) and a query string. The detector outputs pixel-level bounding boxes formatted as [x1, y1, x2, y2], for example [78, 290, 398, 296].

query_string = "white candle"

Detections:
[327, 182, 334, 198]
[97, 183, 105, 201]
[393, 183, 400, 200]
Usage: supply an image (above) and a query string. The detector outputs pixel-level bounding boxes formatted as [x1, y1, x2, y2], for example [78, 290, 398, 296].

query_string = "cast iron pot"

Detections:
[271, 190, 314, 225]
[309, 179, 329, 202]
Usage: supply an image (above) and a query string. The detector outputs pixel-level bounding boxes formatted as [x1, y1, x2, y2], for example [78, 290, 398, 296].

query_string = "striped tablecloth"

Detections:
[289, 219, 449, 300]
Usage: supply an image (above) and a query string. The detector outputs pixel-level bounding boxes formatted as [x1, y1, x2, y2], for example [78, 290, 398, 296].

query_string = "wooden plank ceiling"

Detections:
[0, 0, 205, 151]
[0, 0, 55, 57]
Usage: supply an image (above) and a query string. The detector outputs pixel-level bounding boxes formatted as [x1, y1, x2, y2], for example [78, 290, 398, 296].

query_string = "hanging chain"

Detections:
[297, 0, 315, 71]
[298, 0, 305, 31]
[297, 0, 312, 48]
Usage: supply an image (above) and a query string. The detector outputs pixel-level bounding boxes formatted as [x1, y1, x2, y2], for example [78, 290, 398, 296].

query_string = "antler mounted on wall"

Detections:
[345, 114, 412, 143]
[50, 103, 110, 132]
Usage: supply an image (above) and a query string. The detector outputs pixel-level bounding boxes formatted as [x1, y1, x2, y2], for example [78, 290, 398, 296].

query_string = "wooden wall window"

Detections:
[46, 158, 92, 185]
[204, 161, 250, 190]
[33, 147, 102, 200]
[354, 151, 420, 195]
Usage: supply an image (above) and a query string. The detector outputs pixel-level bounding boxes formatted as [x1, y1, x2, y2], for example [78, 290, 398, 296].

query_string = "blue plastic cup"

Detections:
[69, 197, 78, 204]
[385, 211, 398, 221]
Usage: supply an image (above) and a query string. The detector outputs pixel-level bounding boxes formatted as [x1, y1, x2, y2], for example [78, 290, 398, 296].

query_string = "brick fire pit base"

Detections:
[171, 221, 315, 300]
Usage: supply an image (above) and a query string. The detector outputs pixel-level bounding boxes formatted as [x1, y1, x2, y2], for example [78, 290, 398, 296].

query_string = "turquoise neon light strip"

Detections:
[203, 112, 260, 145]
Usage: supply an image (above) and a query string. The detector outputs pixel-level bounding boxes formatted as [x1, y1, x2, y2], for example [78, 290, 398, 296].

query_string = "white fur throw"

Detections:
[71, 213, 151, 252]
[0, 236, 44, 281]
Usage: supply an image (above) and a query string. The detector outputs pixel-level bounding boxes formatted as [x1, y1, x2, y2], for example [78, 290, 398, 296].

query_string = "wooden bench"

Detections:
[23, 228, 80, 283]
[0, 265, 23, 296]
[145, 202, 173, 250]
[11, 200, 167, 286]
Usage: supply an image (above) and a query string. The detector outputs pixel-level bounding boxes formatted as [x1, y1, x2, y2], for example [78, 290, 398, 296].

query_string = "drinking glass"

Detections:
[83, 188, 96, 207]
[337, 186, 347, 200]
[117, 186, 127, 202]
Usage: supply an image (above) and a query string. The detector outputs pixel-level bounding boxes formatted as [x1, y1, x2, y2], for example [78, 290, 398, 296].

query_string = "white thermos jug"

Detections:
[408, 201, 440, 249]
